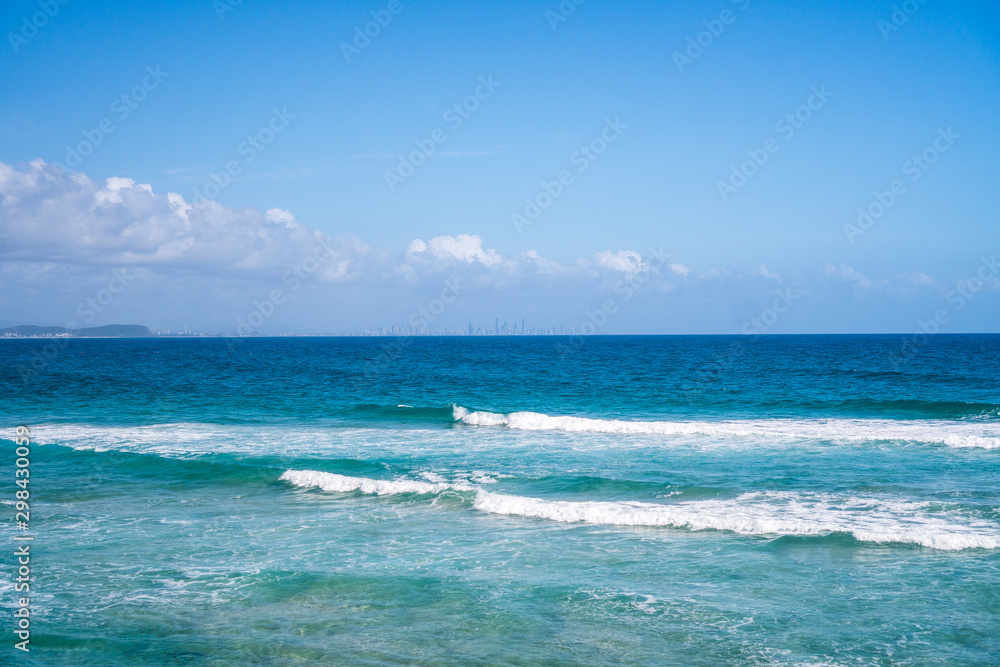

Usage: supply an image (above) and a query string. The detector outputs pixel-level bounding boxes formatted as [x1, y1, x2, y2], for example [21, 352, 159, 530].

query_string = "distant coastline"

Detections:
[0, 324, 154, 338]
[2, 325, 999, 339]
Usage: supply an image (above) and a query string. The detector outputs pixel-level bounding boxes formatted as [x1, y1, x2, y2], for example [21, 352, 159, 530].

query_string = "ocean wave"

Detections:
[451, 406, 1000, 449]
[26, 422, 452, 459]
[23, 409, 1000, 456]
[280, 470, 472, 495]
[280, 471, 1000, 550]
[473, 490, 1000, 550]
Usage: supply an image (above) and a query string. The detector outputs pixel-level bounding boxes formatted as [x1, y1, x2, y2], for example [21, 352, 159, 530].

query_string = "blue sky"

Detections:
[1, 0, 998, 334]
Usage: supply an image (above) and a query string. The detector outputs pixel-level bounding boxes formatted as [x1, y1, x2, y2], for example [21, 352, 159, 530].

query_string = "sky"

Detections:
[1, 0, 998, 334]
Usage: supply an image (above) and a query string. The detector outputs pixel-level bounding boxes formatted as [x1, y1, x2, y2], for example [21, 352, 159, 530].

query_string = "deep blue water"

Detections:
[1, 335, 999, 665]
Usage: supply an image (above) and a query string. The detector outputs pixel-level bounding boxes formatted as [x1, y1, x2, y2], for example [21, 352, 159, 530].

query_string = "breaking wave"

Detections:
[281, 471, 1000, 550]
[451, 406, 1000, 449]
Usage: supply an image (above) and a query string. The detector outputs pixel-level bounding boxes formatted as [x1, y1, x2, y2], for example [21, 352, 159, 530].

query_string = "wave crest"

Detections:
[280, 469, 471, 495]
[451, 405, 1000, 449]
[281, 471, 1000, 551]
[472, 490, 1000, 550]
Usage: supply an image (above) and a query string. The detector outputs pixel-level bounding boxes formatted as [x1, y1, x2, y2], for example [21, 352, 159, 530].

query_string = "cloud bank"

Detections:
[0, 160, 688, 289]
[0, 160, 993, 334]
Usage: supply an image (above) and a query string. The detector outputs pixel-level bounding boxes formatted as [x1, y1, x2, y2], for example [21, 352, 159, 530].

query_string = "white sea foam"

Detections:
[472, 489, 1000, 550]
[281, 470, 1000, 551]
[28, 423, 455, 459]
[280, 469, 471, 495]
[27, 411, 1000, 459]
[452, 405, 1000, 449]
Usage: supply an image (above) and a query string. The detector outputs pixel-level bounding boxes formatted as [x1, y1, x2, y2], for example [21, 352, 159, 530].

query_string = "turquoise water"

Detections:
[1, 335, 999, 665]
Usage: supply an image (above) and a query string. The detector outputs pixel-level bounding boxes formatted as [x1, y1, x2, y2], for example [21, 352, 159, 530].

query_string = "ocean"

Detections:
[1, 334, 999, 665]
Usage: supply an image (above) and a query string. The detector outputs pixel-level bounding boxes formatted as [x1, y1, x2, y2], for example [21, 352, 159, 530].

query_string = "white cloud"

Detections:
[593, 249, 645, 274]
[0, 160, 354, 278]
[0, 162, 765, 298]
[897, 271, 936, 288]
[823, 264, 872, 290]
[406, 233, 502, 267]
[265, 207, 297, 228]
[521, 250, 565, 276]
[404, 238, 427, 255]
[748, 264, 780, 281]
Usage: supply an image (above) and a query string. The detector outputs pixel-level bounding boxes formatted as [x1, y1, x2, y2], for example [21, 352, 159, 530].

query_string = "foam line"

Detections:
[471, 490, 1000, 550]
[452, 406, 1000, 449]
[282, 470, 1000, 551]
[280, 469, 471, 495]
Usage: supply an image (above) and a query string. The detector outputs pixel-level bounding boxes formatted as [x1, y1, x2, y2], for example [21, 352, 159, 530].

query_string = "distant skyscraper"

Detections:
[521, 318, 525, 334]
[468, 322, 473, 335]
[495, 317, 498, 334]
